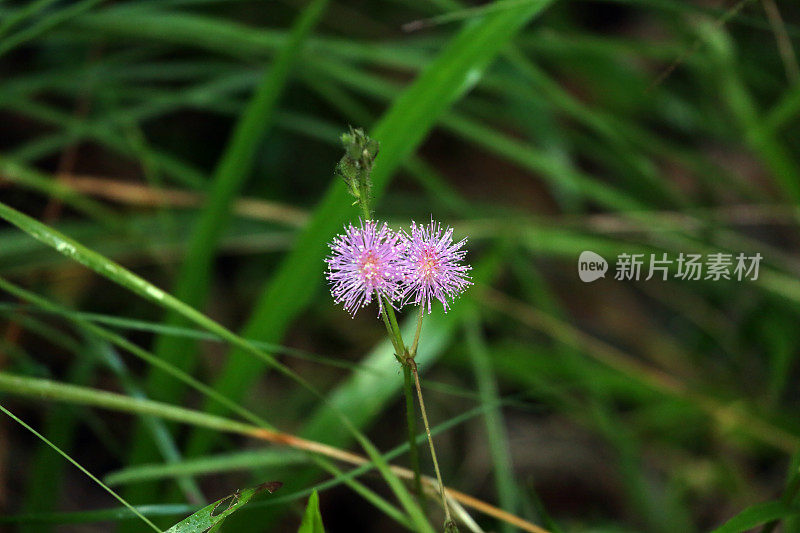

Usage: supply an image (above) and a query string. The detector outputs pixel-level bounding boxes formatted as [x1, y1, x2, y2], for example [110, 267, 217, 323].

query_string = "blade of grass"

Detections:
[0, 504, 195, 526]
[19, 356, 95, 533]
[0, 0, 106, 59]
[164, 482, 280, 533]
[711, 501, 800, 533]
[0, 401, 160, 531]
[298, 490, 326, 533]
[0, 373, 262, 434]
[105, 449, 308, 486]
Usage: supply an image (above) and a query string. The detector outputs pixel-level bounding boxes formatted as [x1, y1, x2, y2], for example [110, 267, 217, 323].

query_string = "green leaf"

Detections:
[165, 482, 282, 533]
[0, 373, 258, 436]
[297, 490, 325, 533]
[104, 449, 307, 487]
[710, 501, 800, 533]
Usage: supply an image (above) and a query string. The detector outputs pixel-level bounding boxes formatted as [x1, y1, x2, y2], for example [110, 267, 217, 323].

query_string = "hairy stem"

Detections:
[358, 200, 371, 221]
[404, 364, 424, 506]
[384, 303, 405, 351]
[410, 304, 425, 357]
[410, 358, 456, 529]
[356, 182, 452, 528]
[380, 304, 402, 360]
[379, 298, 424, 507]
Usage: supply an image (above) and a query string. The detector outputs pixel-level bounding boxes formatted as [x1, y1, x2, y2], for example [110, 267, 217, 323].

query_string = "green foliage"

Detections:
[709, 501, 800, 533]
[297, 490, 325, 533]
[128, 0, 329, 515]
[165, 482, 282, 533]
[2, 0, 800, 532]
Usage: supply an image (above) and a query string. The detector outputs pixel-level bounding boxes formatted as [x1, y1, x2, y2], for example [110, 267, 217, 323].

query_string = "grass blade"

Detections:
[0, 373, 260, 435]
[165, 482, 281, 533]
[0, 0, 106, 58]
[710, 501, 800, 533]
[0, 402, 160, 532]
[298, 490, 325, 533]
[105, 450, 307, 486]
[19, 357, 95, 533]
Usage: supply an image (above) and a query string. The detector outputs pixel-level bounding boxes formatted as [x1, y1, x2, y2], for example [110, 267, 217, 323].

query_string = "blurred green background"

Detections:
[1, 0, 800, 531]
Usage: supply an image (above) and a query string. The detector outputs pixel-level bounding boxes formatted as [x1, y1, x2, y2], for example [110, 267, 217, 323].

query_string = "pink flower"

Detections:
[399, 220, 472, 313]
[325, 220, 405, 316]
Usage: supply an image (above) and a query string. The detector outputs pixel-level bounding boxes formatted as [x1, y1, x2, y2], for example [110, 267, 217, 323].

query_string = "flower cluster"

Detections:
[325, 219, 472, 316]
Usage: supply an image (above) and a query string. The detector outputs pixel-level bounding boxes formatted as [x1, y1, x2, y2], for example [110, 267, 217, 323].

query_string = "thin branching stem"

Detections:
[384, 304, 405, 352]
[403, 364, 424, 506]
[356, 169, 455, 530]
[379, 297, 424, 505]
[379, 303, 402, 359]
[410, 358, 454, 528]
[410, 304, 424, 358]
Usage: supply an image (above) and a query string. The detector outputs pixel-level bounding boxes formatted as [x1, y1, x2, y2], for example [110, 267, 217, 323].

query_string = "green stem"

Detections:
[405, 307, 427, 508]
[359, 200, 371, 221]
[410, 360, 455, 529]
[379, 304, 402, 360]
[384, 303, 405, 352]
[357, 189, 438, 524]
[384, 302, 458, 531]
[403, 364, 424, 506]
[410, 305, 425, 358]
[378, 299, 423, 505]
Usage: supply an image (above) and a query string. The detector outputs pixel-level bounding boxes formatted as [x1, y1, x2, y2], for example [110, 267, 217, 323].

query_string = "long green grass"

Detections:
[1, 0, 800, 531]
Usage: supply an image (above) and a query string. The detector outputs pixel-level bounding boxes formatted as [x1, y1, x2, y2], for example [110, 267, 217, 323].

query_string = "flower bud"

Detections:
[336, 127, 379, 206]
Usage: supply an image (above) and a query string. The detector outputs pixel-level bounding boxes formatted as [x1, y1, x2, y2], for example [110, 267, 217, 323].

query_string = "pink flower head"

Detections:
[325, 219, 405, 316]
[400, 219, 472, 314]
